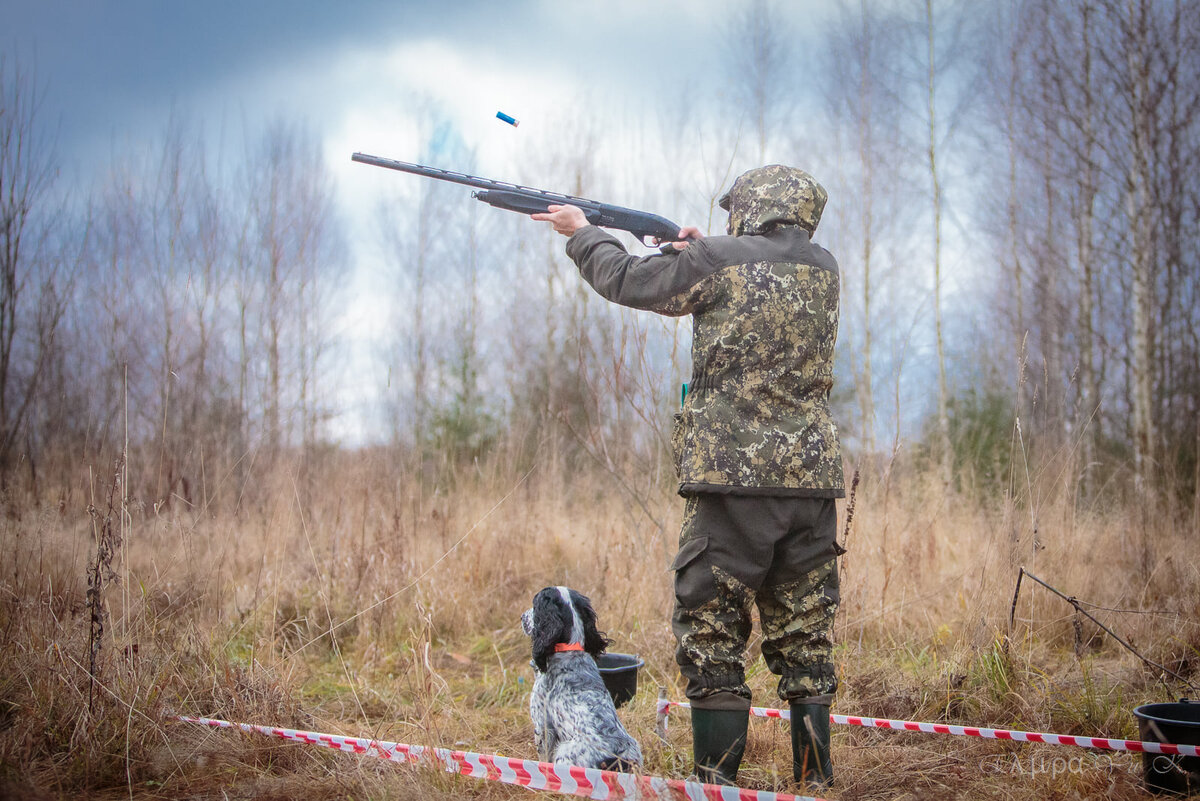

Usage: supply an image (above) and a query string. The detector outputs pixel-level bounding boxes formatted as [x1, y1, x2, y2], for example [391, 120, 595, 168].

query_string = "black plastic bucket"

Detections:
[596, 652, 643, 708]
[1133, 700, 1200, 795]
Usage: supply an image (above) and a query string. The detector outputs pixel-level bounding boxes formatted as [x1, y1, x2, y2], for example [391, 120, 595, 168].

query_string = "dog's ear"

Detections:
[530, 587, 569, 672]
[569, 589, 610, 657]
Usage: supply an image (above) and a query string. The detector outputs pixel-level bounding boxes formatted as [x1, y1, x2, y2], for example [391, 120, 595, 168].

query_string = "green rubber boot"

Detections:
[790, 702, 833, 788]
[691, 707, 749, 785]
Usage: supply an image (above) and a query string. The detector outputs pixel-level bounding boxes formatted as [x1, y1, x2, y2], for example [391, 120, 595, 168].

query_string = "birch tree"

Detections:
[981, 0, 1200, 504]
[922, 0, 952, 486]
[241, 120, 344, 454]
[823, 0, 909, 457]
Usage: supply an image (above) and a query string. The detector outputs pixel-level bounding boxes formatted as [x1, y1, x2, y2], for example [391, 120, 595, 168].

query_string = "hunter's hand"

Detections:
[664, 226, 704, 250]
[531, 204, 589, 237]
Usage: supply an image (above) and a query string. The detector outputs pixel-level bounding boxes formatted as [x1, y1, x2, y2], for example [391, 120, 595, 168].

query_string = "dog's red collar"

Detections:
[554, 642, 584, 653]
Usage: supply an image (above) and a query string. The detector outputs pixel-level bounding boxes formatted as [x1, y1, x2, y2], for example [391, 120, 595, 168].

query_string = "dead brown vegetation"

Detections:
[1, 447, 1196, 800]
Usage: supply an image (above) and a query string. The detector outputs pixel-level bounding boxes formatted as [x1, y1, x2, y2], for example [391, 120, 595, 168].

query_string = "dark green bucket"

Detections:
[596, 652, 643, 709]
[1133, 700, 1200, 795]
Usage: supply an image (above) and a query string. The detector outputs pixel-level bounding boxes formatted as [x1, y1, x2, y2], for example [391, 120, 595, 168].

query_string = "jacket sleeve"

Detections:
[564, 226, 721, 317]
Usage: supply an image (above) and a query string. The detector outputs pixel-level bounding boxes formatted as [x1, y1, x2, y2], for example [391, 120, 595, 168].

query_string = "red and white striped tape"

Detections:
[177, 715, 824, 801]
[654, 700, 1200, 758]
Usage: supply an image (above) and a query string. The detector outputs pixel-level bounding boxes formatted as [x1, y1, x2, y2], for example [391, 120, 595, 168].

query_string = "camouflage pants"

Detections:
[670, 493, 841, 711]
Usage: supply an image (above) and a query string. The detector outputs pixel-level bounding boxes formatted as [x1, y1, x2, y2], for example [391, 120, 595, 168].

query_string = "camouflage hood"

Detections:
[719, 165, 828, 236]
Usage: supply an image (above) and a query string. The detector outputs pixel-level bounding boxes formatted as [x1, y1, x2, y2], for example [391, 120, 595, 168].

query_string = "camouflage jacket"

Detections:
[565, 223, 845, 497]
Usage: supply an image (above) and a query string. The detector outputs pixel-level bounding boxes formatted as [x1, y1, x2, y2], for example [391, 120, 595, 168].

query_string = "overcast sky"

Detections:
[4, 0, 836, 443]
[5, 0, 813, 178]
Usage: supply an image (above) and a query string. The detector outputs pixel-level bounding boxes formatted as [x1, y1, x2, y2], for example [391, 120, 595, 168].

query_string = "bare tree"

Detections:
[70, 117, 231, 504]
[1083, 0, 1199, 499]
[982, 0, 1031, 422]
[1067, 0, 1103, 494]
[724, 0, 794, 164]
[1115, 1, 1156, 498]
[882, 0, 979, 484]
[0, 58, 73, 476]
[378, 141, 448, 449]
[823, 0, 911, 457]
[922, 0, 952, 486]
[978, 0, 1200, 506]
[241, 120, 345, 454]
[1152, 0, 1200, 516]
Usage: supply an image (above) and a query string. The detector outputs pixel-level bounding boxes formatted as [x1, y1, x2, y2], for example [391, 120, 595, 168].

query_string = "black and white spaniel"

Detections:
[520, 586, 642, 771]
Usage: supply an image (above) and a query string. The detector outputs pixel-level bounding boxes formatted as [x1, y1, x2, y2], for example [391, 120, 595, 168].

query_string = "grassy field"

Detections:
[1, 448, 1197, 800]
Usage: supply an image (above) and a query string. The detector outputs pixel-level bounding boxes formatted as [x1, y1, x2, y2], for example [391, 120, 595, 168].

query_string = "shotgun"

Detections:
[351, 152, 690, 246]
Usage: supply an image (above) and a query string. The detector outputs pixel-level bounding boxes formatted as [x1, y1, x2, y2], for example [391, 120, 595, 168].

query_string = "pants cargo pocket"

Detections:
[671, 534, 710, 608]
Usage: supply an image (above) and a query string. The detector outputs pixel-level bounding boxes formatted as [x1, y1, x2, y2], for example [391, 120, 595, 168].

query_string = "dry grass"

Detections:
[0, 447, 1197, 800]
